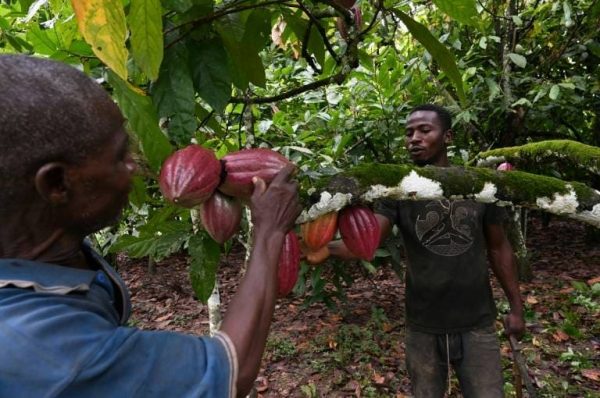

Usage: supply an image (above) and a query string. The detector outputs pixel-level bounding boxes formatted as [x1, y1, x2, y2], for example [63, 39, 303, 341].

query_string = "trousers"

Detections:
[405, 324, 504, 398]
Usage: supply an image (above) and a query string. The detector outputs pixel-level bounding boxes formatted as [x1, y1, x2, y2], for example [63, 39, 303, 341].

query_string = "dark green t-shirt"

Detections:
[376, 199, 506, 333]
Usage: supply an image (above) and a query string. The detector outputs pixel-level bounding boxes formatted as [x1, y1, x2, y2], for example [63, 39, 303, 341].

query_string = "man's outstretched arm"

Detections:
[219, 165, 302, 397]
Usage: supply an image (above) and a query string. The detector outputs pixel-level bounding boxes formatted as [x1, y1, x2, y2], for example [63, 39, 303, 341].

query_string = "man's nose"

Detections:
[408, 131, 422, 144]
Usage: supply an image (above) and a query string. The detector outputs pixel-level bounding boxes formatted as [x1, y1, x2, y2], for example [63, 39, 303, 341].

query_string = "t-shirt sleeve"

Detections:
[67, 328, 238, 398]
[374, 199, 398, 224]
[484, 204, 508, 225]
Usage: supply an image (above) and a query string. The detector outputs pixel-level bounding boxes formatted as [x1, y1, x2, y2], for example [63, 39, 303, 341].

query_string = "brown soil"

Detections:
[117, 213, 600, 397]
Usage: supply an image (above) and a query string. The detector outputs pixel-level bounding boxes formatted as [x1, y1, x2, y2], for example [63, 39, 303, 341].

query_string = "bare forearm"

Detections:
[489, 247, 523, 315]
[220, 229, 285, 396]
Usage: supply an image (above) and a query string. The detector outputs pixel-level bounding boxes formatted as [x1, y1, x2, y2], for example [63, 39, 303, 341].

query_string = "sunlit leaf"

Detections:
[508, 53, 527, 68]
[72, 0, 128, 79]
[432, 0, 478, 26]
[128, 0, 163, 81]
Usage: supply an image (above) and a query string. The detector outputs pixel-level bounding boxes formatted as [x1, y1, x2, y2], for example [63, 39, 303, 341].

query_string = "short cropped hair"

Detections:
[0, 55, 124, 211]
[409, 104, 452, 132]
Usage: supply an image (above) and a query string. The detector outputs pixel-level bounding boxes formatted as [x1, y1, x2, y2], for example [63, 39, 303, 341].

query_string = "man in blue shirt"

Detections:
[0, 54, 301, 397]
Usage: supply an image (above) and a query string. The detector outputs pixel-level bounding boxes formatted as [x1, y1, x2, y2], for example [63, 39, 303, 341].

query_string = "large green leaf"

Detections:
[152, 42, 197, 145]
[72, 0, 129, 80]
[109, 220, 190, 260]
[432, 0, 478, 26]
[128, 0, 163, 81]
[107, 71, 173, 172]
[188, 233, 221, 302]
[216, 10, 266, 88]
[392, 9, 466, 105]
[189, 38, 232, 113]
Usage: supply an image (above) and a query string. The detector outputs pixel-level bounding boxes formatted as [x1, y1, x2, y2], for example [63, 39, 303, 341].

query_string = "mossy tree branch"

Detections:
[474, 140, 600, 183]
[299, 163, 600, 229]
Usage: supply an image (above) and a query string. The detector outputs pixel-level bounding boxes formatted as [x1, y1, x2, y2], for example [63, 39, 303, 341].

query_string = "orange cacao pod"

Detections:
[159, 145, 221, 208]
[278, 230, 300, 297]
[301, 212, 338, 251]
[306, 245, 330, 265]
[199, 191, 243, 244]
[218, 148, 291, 198]
[338, 205, 380, 261]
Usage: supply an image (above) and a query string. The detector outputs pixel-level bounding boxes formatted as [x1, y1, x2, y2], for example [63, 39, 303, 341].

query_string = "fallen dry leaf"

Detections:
[581, 369, 600, 382]
[587, 276, 600, 285]
[552, 330, 570, 342]
[526, 296, 539, 305]
[372, 372, 385, 385]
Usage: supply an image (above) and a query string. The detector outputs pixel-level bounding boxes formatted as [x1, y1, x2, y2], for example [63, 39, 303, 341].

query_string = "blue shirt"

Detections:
[0, 245, 237, 397]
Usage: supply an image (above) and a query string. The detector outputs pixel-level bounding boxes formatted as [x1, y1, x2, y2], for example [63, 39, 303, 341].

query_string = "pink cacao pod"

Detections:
[199, 191, 243, 244]
[278, 230, 300, 297]
[159, 145, 221, 208]
[219, 148, 291, 198]
[497, 162, 515, 171]
[339, 205, 381, 261]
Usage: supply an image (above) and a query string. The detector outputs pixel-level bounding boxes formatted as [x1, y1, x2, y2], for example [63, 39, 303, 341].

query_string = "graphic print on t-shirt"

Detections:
[415, 200, 475, 256]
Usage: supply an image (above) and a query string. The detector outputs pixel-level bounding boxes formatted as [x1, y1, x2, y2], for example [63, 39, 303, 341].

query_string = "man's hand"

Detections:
[504, 312, 525, 339]
[249, 164, 302, 235]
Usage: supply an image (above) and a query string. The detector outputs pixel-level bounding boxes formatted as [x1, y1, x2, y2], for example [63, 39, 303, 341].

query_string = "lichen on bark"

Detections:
[298, 163, 600, 228]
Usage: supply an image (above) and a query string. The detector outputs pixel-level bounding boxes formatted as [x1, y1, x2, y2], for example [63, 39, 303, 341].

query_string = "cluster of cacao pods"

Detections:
[159, 144, 301, 297]
[159, 144, 292, 244]
[301, 205, 381, 263]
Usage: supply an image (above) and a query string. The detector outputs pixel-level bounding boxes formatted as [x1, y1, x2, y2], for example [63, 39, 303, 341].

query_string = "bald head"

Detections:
[0, 55, 124, 213]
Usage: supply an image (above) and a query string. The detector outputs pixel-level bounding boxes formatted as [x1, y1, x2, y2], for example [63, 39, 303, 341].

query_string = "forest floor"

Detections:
[118, 213, 600, 397]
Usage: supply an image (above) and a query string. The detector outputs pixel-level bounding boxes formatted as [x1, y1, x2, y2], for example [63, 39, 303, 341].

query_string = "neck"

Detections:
[0, 207, 90, 270]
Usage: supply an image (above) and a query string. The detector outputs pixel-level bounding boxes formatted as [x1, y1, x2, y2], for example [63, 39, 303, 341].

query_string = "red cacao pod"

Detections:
[199, 191, 243, 244]
[301, 212, 338, 251]
[278, 230, 300, 297]
[497, 162, 514, 171]
[219, 148, 292, 198]
[159, 145, 221, 208]
[339, 206, 381, 261]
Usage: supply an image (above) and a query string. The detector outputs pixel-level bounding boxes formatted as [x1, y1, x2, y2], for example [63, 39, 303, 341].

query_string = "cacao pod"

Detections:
[199, 191, 243, 244]
[278, 230, 300, 297]
[336, 5, 362, 41]
[338, 205, 381, 261]
[219, 148, 292, 198]
[301, 212, 338, 251]
[159, 145, 221, 208]
[497, 162, 515, 171]
[305, 245, 330, 265]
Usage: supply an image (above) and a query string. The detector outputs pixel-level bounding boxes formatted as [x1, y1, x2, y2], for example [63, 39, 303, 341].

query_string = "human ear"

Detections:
[444, 129, 453, 145]
[34, 162, 70, 205]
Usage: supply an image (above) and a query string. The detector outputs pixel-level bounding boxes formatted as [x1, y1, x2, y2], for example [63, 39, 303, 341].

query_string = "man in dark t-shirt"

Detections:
[317, 104, 525, 397]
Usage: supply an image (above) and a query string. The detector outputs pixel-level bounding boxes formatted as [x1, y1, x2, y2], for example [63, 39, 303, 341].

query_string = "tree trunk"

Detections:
[506, 208, 532, 281]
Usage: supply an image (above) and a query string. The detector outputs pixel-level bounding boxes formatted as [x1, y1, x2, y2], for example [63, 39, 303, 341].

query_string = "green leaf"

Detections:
[26, 24, 58, 55]
[508, 52, 527, 68]
[161, 0, 194, 13]
[392, 9, 466, 105]
[188, 233, 221, 302]
[72, 0, 129, 80]
[282, 9, 324, 68]
[215, 10, 266, 89]
[152, 42, 197, 144]
[128, 175, 148, 208]
[107, 71, 173, 172]
[189, 38, 232, 113]
[128, 0, 163, 81]
[549, 84, 560, 100]
[432, 0, 478, 26]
